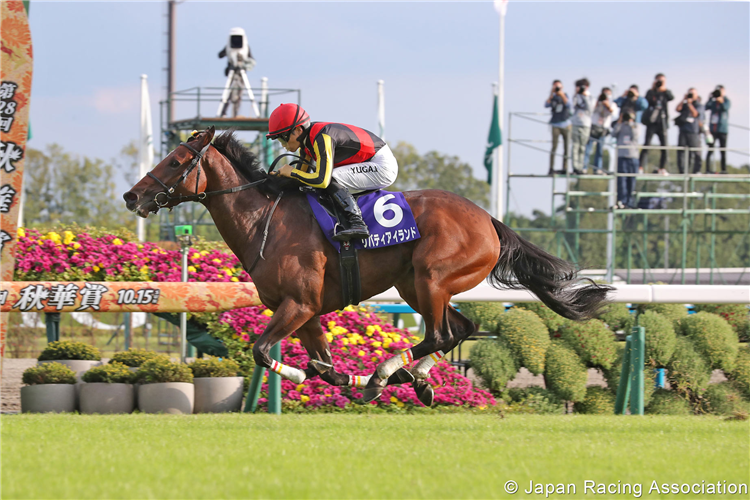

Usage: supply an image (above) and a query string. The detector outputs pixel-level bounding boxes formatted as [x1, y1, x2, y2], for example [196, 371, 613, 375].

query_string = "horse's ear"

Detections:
[206, 126, 215, 143]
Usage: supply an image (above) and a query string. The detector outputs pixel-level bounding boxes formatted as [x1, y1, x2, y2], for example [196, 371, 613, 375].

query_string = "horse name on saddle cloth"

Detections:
[306, 190, 420, 252]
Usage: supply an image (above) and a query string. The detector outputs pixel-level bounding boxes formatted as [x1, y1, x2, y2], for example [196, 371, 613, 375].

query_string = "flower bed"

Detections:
[13, 228, 495, 411]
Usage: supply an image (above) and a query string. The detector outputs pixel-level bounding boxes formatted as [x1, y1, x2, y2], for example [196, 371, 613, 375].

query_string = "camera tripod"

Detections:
[217, 66, 260, 118]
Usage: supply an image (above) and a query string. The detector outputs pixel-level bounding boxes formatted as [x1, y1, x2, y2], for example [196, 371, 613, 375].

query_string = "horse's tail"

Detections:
[488, 218, 612, 321]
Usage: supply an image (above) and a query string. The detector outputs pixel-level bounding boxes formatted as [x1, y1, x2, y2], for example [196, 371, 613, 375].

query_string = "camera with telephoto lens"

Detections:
[554, 84, 562, 92]
[687, 92, 694, 100]
[598, 92, 608, 102]
[712, 89, 722, 98]
[627, 90, 636, 99]
[224, 27, 255, 71]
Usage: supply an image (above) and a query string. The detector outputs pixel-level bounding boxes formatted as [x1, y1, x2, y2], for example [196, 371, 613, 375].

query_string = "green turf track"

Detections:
[2, 414, 748, 499]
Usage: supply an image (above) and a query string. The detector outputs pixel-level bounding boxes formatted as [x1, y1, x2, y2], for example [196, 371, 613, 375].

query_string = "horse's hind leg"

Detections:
[296, 317, 415, 389]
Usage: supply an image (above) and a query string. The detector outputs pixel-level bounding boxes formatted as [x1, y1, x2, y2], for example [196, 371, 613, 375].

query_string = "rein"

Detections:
[147, 141, 269, 207]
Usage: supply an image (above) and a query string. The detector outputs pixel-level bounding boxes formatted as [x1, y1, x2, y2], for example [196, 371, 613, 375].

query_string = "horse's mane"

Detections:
[211, 130, 298, 196]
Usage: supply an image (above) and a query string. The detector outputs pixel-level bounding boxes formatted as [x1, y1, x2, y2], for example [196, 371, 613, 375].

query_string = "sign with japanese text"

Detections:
[0, 0, 33, 362]
[0, 281, 262, 313]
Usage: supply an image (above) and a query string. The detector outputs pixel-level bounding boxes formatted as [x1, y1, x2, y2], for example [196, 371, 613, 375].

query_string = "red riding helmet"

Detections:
[266, 103, 310, 139]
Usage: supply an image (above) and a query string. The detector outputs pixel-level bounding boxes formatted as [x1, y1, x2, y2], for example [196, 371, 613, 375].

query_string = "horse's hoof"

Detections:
[413, 380, 434, 407]
[387, 368, 415, 386]
[361, 377, 386, 403]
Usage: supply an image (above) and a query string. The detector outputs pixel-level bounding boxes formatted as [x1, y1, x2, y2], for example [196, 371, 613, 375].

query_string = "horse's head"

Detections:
[123, 127, 215, 217]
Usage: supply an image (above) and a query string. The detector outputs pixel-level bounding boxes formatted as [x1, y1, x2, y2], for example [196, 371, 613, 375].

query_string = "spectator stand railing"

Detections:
[505, 111, 750, 286]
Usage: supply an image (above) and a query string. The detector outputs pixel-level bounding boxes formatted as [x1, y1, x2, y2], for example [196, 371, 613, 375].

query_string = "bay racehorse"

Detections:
[123, 127, 611, 405]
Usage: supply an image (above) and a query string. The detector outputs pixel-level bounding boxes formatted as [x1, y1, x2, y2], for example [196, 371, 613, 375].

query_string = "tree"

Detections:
[390, 142, 489, 209]
[22, 144, 134, 231]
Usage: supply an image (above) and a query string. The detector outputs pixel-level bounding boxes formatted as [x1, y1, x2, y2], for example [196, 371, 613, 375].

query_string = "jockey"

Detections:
[266, 103, 398, 241]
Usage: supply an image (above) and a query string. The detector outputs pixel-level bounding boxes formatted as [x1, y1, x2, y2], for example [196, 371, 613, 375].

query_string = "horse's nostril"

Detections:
[123, 191, 138, 203]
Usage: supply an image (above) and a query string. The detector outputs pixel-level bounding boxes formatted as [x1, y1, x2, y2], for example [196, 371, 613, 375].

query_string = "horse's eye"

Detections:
[170, 159, 180, 168]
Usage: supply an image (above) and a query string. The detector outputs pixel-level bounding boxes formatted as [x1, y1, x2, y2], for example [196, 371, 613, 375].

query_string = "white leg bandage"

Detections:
[348, 374, 372, 388]
[377, 349, 414, 380]
[269, 359, 306, 384]
[411, 350, 445, 380]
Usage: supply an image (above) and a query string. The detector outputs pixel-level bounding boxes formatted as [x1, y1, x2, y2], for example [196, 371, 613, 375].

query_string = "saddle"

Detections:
[303, 187, 366, 308]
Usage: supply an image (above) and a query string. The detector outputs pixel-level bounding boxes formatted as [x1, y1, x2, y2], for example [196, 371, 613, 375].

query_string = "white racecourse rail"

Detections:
[367, 284, 750, 305]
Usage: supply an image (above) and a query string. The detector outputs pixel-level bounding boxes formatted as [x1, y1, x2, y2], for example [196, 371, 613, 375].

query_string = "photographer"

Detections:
[615, 85, 648, 126]
[640, 73, 674, 175]
[544, 79, 571, 175]
[584, 87, 618, 174]
[674, 87, 704, 174]
[705, 85, 731, 174]
[570, 78, 593, 174]
[612, 111, 639, 209]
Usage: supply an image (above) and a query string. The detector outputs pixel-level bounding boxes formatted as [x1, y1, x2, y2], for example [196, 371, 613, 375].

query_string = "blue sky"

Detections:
[27, 1, 750, 216]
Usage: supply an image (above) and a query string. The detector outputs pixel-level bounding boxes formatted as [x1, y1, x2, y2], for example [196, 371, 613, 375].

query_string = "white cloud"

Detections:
[92, 86, 139, 115]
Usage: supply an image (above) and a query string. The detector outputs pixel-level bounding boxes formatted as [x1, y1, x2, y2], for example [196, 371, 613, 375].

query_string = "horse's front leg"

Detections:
[252, 299, 317, 384]
[296, 317, 415, 389]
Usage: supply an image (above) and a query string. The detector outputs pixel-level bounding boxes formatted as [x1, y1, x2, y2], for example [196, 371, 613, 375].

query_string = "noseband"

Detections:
[146, 141, 268, 207]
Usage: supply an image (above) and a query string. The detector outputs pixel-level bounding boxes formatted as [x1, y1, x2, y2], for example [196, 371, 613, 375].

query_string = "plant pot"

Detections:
[39, 359, 102, 406]
[21, 384, 76, 413]
[194, 377, 244, 413]
[138, 382, 194, 414]
[80, 383, 134, 414]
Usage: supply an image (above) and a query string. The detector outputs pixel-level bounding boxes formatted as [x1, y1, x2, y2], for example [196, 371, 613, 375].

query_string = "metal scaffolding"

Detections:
[505, 112, 750, 285]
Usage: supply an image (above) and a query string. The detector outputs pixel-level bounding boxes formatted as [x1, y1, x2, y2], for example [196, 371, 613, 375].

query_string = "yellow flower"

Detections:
[191, 252, 200, 259]
[371, 341, 382, 348]
[343, 305, 355, 312]
[396, 401, 404, 408]
[390, 396, 398, 403]
[357, 350, 365, 357]
[112, 237, 123, 246]
[201, 250, 209, 256]
[139, 265, 149, 274]
[327, 320, 337, 330]
[262, 375, 268, 383]
[92, 265, 100, 272]
[374, 350, 383, 356]
[46, 232, 61, 244]
[325, 333, 333, 343]
[137, 244, 144, 249]
[212, 258, 222, 264]
[300, 395, 310, 403]
[231, 277, 239, 282]
[341, 338, 350, 346]
[188, 266, 197, 272]
[17, 227, 25, 238]
[262, 309, 274, 317]
[296, 384, 305, 392]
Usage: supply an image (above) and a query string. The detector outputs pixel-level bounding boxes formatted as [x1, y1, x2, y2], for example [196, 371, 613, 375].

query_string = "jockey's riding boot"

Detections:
[325, 180, 370, 242]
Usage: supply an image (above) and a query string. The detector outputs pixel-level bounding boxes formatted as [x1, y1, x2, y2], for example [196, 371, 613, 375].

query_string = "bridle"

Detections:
[146, 141, 313, 208]
[147, 141, 270, 208]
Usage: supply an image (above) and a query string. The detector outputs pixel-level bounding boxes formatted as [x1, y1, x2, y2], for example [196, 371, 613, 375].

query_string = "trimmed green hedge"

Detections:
[646, 389, 692, 415]
[574, 386, 615, 415]
[597, 303, 634, 333]
[82, 362, 134, 384]
[469, 338, 519, 393]
[38, 341, 101, 361]
[502, 387, 565, 414]
[514, 303, 567, 335]
[189, 357, 240, 378]
[109, 348, 168, 368]
[638, 311, 677, 368]
[495, 308, 550, 375]
[455, 302, 505, 332]
[558, 319, 617, 370]
[544, 341, 587, 402]
[134, 358, 194, 384]
[700, 382, 750, 416]
[727, 347, 750, 399]
[666, 337, 712, 397]
[694, 304, 750, 342]
[677, 312, 738, 372]
[22, 362, 77, 385]
[637, 303, 687, 325]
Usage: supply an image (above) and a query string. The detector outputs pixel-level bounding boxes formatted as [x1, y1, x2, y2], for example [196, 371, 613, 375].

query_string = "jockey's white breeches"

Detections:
[331, 144, 398, 194]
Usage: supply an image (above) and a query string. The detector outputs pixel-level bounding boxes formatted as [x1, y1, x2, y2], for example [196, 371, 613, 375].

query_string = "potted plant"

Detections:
[38, 340, 102, 381]
[21, 362, 77, 413]
[133, 358, 194, 414]
[80, 362, 135, 414]
[189, 358, 244, 413]
[110, 349, 169, 370]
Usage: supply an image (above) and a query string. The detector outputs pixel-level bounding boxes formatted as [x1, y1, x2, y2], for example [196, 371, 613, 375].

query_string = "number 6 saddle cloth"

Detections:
[306, 190, 420, 253]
